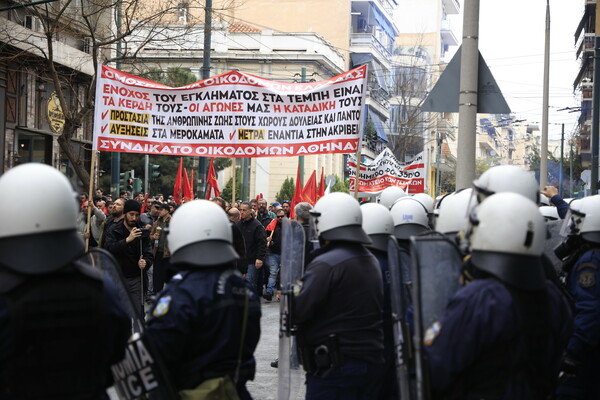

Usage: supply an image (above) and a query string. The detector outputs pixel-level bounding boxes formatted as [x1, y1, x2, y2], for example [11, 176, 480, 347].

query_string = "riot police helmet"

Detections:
[569, 195, 600, 244]
[412, 192, 434, 213]
[360, 203, 394, 252]
[538, 205, 559, 221]
[390, 197, 430, 240]
[435, 188, 473, 235]
[168, 199, 239, 267]
[467, 192, 546, 290]
[472, 165, 538, 204]
[310, 192, 371, 244]
[0, 163, 85, 274]
[378, 186, 408, 209]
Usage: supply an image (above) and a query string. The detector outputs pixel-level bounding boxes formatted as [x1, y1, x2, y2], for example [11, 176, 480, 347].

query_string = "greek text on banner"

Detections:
[92, 65, 367, 157]
[348, 148, 425, 194]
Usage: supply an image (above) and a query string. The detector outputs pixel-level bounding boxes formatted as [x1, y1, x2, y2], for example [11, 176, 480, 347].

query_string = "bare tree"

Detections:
[388, 43, 442, 162]
[1, 0, 208, 187]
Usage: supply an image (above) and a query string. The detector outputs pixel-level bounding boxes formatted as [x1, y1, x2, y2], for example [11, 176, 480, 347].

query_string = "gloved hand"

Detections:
[560, 351, 581, 377]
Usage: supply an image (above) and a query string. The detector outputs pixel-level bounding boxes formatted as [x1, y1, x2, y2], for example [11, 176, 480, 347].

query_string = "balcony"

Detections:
[350, 33, 392, 67]
[576, 33, 595, 59]
[442, 0, 460, 15]
[440, 19, 458, 46]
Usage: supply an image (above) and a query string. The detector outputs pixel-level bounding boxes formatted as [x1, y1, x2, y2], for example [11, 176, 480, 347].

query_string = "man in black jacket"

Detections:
[236, 201, 267, 296]
[104, 199, 153, 312]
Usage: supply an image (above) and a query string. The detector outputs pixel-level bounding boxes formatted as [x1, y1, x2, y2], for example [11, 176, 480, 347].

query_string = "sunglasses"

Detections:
[277, 215, 284, 218]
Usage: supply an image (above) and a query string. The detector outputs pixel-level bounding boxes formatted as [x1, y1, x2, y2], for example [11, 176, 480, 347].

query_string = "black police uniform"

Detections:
[293, 242, 385, 399]
[146, 266, 261, 399]
[425, 275, 573, 399]
[0, 261, 130, 399]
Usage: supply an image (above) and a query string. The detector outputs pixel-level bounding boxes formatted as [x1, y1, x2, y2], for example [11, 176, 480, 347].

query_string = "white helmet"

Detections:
[569, 195, 600, 243]
[473, 165, 538, 204]
[538, 206, 559, 221]
[0, 163, 84, 274]
[412, 193, 434, 213]
[310, 192, 371, 244]
[538, 193, 551, 206]
[467, 192, 546, 290]
[435, 188, 473, 235]
[361, 203, 394, 252]
[378, 186, 408, 209]
[168, 200, 239, 266]
[390, 197, 430, 240]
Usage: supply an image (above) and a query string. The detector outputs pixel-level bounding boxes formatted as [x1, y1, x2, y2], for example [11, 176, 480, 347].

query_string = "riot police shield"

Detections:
[410, 233, 463, 400]
[278, 218, 305, 400]
[388, 236, 413, 400]
[544, 219, 564, 274]
[81, 248, 177, 399]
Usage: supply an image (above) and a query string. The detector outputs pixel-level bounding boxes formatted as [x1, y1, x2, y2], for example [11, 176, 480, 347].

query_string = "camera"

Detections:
[139, 227, 151, 238]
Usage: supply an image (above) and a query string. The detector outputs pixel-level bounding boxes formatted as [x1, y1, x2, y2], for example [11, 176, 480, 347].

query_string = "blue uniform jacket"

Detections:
[566, 249, 600, 356]
[146, 267, 261, 391]
[425, 279, 572, 399]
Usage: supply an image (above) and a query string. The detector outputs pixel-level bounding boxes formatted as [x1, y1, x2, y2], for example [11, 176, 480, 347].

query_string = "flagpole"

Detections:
[85, 150, 97, 252]
[231, 158, 237, 204]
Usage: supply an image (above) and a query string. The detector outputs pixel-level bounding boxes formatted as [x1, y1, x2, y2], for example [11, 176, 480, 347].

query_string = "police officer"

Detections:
[360, 203, 397, 399]
[293, 192, 385, 399]
[556, 194, 600, 399]
[146, 200, 261, 399]
[0, 163, 130, 399]
[424, 192, 573, 399]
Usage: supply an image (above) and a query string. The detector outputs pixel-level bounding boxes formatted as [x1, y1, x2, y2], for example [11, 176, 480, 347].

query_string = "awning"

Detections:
[370, 3, 396, 41]
[369, 112, 388, 143]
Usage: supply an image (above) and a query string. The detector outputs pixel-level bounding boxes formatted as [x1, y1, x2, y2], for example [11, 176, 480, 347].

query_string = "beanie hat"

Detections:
[124, 199, 142, 214]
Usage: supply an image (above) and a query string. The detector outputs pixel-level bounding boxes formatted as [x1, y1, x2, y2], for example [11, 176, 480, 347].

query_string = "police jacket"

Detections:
[425, 278, 573, 399]
[293, 241, 385, 365]
[0, 262, 130, 399]
[566, 249, 600, 357]
[104, 220, 153, 278]
[146, 266, 261, 391]
[236, 217, 267, 265]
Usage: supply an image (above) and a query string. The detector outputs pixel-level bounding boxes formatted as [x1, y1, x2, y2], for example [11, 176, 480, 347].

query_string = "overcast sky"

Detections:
[466, 1, 582, 141]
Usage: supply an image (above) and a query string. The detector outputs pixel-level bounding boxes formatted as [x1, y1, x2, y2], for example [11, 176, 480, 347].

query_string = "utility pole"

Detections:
[591, 4, 600, 194]
[455, 0, 479, 189]
[197, 0, 213, 198]
[540, 0, 550, 189]
[570, 139, 574, 196]
[110, 1, 123, 198]
[559, 124, 564, 197]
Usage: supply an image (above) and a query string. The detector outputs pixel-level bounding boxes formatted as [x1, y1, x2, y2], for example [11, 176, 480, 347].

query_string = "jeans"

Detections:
[305, 359, 385, 400]
[245, 263, 264, 296]
[266, 253, 281, 295]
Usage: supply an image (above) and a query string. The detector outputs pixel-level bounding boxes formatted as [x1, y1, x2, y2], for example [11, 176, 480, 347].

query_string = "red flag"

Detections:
[190, 169, 195, 200]
[140, 193, 150, 213]
[290, 163, 304, 219]
[318, 167, 325, 200]
[265, 218, 278, 231]
[183, 168, 193, 202]
[205, 157, 220, 200]
[173, 157, 183, 205]
[302, 170, 318, 205]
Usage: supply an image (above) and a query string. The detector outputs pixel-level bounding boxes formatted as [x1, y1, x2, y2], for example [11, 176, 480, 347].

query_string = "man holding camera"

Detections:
[105, 199, 154, 313]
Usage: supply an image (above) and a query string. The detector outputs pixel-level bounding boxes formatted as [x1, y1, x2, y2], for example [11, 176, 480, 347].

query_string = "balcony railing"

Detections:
[350, 33, 392, 62]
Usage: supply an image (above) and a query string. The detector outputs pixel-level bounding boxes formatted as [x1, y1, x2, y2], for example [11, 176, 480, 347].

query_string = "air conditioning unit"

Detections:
[24, 15, 42, 33]
[83, 37, 93, 54]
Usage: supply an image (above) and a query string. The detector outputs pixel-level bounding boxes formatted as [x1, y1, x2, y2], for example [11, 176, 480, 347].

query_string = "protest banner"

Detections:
[348, 148, 425, 194]
[92, 65, 367, 158]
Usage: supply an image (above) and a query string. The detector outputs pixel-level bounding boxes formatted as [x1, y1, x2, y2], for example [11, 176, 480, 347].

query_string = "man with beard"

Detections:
[100, 198, 125, 247]
[257, 198, 276, 228]
[104, 199, 153, 312]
